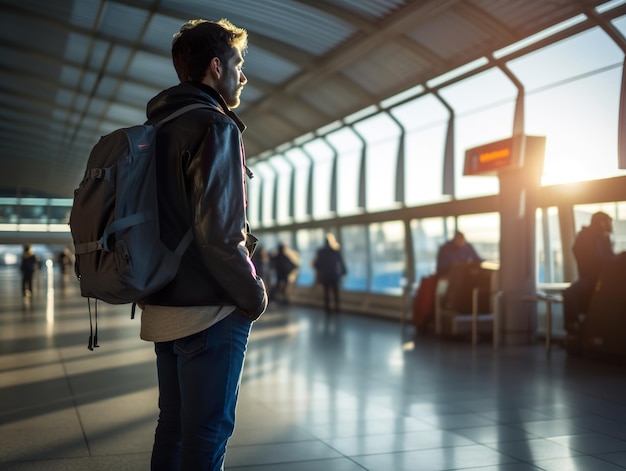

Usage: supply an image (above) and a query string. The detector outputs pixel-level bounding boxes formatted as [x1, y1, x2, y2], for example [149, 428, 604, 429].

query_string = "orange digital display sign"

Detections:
[464, 137, 514, 176]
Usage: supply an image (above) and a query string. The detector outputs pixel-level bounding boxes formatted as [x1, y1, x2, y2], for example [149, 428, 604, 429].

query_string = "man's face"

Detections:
[216, 48, 247, 109]
[453, 234, 466, 248]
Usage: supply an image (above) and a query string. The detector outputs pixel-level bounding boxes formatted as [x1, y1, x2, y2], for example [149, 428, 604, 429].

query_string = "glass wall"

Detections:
[244, 11, 626, 299]
[507, 27, 625, 185]
[369, 221, 405, 294]
[0, 197, 73, 232]
[270, 155, 294, 225]
[411, 217, 444, 283]
[438, 68, 516, 198]
[254, 162, 276, 227]
[390, 95, 448, 206]
[285, 148, 312, 222]
[339, 225, 368, 291]
[6, 11, 626, 307]
[536, 207, 564, 284]
[325, 127, 363, 216]
[295, 228, 324, 286]
[303, 139, 334, 219]
[352, 114, 402, 212]
[456, 213, 500, 264]
[250, 14, 626, 225]
[246, 166, 262, 227]
[410, 214, 500, 285]
[574, 202, 626, 253]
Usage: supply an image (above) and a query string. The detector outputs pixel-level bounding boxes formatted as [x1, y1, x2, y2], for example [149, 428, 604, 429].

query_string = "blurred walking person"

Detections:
[20, 244, 38, 298]
[314, 233, 347, 315]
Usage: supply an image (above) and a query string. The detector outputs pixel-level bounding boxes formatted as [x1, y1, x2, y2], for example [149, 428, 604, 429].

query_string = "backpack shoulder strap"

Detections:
[154, 103, 212, 128]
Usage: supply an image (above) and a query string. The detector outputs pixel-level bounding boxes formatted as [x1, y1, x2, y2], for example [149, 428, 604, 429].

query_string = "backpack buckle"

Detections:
[86, 168, 106, 179]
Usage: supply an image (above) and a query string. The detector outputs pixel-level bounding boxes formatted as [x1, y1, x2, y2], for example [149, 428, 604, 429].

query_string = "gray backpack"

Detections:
[69, 104, 206, 349]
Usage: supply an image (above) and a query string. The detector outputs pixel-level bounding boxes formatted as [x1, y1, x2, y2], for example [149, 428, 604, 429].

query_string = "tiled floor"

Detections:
[2, 265, 626, 470]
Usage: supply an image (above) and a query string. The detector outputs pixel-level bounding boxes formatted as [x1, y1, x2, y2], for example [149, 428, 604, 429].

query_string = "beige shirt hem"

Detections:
[140, 304, 236, 343]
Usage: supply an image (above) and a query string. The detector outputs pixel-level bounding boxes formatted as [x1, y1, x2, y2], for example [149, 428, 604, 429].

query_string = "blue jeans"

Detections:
[151, 309, 252, 471]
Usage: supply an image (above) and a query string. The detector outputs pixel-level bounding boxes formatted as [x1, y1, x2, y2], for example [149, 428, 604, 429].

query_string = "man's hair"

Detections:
[453, 231, 465, 241]
[591, 211, 612, 228]
[172, 18, 248, 82]
[325, 233, 340, 251]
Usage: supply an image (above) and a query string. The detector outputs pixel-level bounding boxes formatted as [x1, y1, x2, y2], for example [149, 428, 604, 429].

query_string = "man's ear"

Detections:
[200, 57, 221, 87]
[210, 57, 221, 79]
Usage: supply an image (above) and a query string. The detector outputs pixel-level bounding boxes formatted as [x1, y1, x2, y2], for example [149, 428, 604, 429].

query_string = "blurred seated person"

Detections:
[564, 211, 617, 334]
[436, 231, 482, 278]
[270, 242, 299, 304]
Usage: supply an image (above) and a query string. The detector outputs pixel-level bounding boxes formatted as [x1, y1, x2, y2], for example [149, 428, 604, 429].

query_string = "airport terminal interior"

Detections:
[1, 262, 626, 471]
[2, 0, 626, 470]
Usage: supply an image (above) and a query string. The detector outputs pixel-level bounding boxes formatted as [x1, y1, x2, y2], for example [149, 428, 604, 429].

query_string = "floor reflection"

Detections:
[1, 266, 626, 470]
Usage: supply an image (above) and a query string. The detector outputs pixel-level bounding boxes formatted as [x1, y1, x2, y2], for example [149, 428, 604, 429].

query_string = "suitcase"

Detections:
[412, 274, 438, 331]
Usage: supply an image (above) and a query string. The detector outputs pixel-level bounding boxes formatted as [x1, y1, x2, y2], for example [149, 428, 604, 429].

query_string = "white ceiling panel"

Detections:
[0, 0, 616, 197]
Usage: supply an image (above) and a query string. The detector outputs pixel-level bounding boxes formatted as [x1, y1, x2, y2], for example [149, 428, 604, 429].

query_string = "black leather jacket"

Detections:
[573, 225, 615, 282]
[142, 82, 267, 320]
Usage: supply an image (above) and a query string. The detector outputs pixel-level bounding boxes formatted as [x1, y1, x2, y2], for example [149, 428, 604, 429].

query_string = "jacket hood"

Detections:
[146, 82, 246, 133]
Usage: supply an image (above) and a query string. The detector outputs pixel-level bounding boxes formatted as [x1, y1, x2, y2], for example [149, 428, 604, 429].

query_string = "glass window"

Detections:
[438, 68, 517, 198]
[618, 202, 626, 253]
[325, 127, 362, 216]
[507, 28, 626, 185]
[411, 217, 451, 282]
[17, 198, 47, 224]
[0, 198, 17, 224]
[303, 138, 334, 219]
[268, 155, 293, 224]
[48, 206, 72, 224]
[340, 225, 368, 291]
[247, 164, 262, 227]
[369, 221, 405, 295]
[440, 68, 518, 114]
[295, 228, 325, 286]
[254, 162, 276, 227]
[284, 148, 312, 222]
[575, 203, 612, 230]
[353, 113, 402, 212]
[456, 213, 500, 264]
[256, 233, 278, 256]
[613, 14, 626, 35]
[573, 202, 626, 252]
[508, 28, 623, 90]
[252, 232, 277, 286]
[391, 94, 449, 206]
[536, 207, 564, 283]
[48, 200, 72, 224]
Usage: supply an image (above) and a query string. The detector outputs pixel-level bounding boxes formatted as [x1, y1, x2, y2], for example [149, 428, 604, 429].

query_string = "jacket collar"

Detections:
[191, 82, 246, 133]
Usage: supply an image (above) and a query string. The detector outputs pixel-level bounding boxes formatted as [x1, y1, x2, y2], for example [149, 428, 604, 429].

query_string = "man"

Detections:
[139, 19, 267, 470]
[564, 211, 615, 334]
[573, 211, 615, 285]
[20, 244, 38, 297]
[313, 233, 347, 315]
[436, 231, 482, 277]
